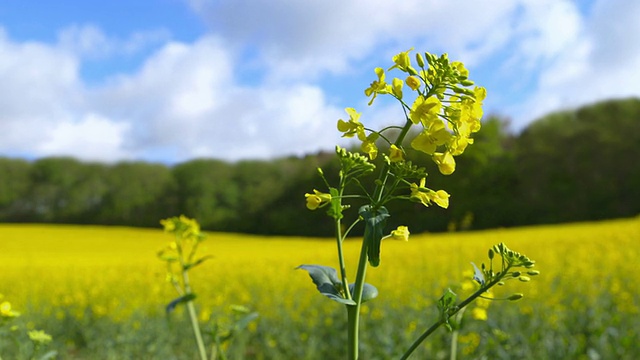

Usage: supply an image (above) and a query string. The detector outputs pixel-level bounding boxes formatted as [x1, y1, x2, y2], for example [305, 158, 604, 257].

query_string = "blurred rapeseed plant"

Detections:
[157, 215, 257, 360]
[299, 49, 539, 359]
[0, 294, 55, 360]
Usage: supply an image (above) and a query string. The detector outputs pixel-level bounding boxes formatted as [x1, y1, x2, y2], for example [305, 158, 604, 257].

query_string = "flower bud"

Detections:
[416, 52, 425, 67]
[508, 293, 524, 301]
[488, 249, 494, 259]
[527, 270, 540, 276]
[518, 276, 531, 282]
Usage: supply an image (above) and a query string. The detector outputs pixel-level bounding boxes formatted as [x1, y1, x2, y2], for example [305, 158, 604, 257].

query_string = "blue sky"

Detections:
[1, 0, 639, 164]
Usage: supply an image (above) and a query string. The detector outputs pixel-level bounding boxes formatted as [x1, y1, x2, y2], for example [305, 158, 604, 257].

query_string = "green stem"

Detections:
[336, 218, 351, 300]
[183, 269, 208, 360]
[394, 118, 414, 147]
[400, 271, 508, 360]
[347, 236, 370, 360]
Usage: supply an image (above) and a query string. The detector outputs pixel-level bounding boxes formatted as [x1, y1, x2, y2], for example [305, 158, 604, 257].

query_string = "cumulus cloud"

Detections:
[2, 0, 640, 163]
[57, 24, 170, 59]
[0, 25, 344, 163]
[92, 35, 343, 162]
[508, 0, 640, 129]
[0, 28, 83, 154]
[37, 114, 131, 162]
[187, 0, 519, 79]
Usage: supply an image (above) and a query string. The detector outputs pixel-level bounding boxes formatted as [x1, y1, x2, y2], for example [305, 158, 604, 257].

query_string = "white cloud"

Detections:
[37, 114, 131, 162]
[57, 24, 170, 59]
[187, 0, 519, 79]
[0, 28, 83, 153]
[92, 35, 343, 162]
[509, 0, 640, 129]
[3, 0, 640, 164]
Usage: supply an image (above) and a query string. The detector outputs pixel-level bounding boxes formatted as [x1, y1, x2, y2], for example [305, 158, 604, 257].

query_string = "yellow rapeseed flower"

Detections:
[388, 145, 404, 162]
[337, 108, 365, 139]
[305, 190, 331, 210]
[390, 226, 410, 241]
[432, 151, 456, 175]
[364, 67, 388, 105]
[428, 190, 450, 209]
[0, 301, 19, 318]
[406, 76, 420, 91]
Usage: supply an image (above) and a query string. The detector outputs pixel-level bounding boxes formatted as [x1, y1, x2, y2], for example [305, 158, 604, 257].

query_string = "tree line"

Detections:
[1, 98, 639, 236]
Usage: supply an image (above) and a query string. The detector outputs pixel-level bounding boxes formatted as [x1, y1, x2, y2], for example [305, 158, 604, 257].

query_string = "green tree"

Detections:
[514, 98, 640, 224]
[99, 162, 176, 226]
[172, 159, 238, 230]
[0, 157, 31, 221]
[25, 157, 108, 223]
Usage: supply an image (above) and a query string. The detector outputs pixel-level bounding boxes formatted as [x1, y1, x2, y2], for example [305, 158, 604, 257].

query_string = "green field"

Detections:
[1, 218, 639, 359]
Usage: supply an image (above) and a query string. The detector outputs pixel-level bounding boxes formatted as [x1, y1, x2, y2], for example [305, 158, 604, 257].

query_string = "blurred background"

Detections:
[1, 0, 639, 235]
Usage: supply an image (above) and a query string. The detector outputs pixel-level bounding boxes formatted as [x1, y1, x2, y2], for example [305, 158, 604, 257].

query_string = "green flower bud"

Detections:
[518, 276, 531, 282]
[460, 79, 474, 86]
[512, 271, 521, 278]
[508, 293, 524, 301]
[488, 248, 494, 259]
[416, 53, 425, 68]
[527, 270, 540, 276]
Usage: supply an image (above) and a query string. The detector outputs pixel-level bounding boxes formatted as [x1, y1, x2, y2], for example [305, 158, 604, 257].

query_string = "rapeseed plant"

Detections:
[300, 49, 537, 359]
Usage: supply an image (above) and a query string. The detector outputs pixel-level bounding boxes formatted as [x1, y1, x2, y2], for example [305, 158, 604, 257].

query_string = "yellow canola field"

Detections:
[1, 217, 639, 356]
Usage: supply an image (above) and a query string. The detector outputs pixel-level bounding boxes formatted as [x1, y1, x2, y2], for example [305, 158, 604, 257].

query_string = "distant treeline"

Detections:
[1, 98, 639, 236]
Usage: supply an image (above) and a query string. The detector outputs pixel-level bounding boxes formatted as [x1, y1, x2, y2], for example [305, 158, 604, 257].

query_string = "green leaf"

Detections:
[437, 288, 457, 331]
[349, 282, 379, 303]
[359, 205, 390, 267]
[234, 312, 259, 332]
[297, 265, 356, 305]
[166, 293, 197, 314]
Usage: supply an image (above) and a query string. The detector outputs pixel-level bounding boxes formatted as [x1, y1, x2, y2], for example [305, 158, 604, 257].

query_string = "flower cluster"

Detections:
[340, 49, 486, 176]
[160, 214, 203, 241]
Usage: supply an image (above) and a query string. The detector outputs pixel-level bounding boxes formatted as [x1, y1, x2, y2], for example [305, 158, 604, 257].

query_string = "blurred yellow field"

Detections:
[1, 217, 639, 358]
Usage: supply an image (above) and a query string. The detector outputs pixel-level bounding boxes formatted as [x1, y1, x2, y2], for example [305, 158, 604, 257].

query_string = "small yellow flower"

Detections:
[471, 307, 487, 321]
[305, 190, 331, 210]
[410, 122, 451, 155]
[391, 78, 403, 99]
[361, 133, 379, 160]
[409, 96, 441, 125]
[432, 151, 456, 175]
[0, 301, 19, 318]
[364, 67, 388, 105]
[388, 48, 417, 75]
[406, 76, 420, 90]
[388, 144, 404, 162]
[337, 108, 365, 139]
[428, 190, 450, 209]
[390, 226, 410, 241]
